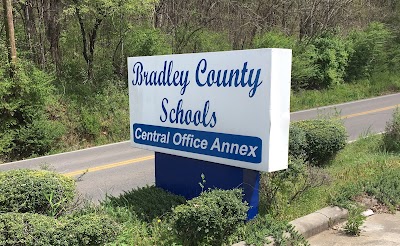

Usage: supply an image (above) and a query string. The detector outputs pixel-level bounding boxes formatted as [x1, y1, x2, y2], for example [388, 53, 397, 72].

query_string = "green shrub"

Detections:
[253, 31, 318, 90]
[62, 83, 130, 145]
[63, 212, 121, 245]
[388, 42, 400, 73]
[309, 34, 351, 89]
[382, 108, 400, 152]
[0, 212, 120, 246]
[0, 212, 63, 246]
[291, 44, 319, 90]
[103, 186, 186, 222]
[260, 157, 330, 217]
[0, 169, 75, 216]
[11, 116, 66, 160]
[171, 189, 248, 246]
[0, 60, 65, 160]
[293, 119, 347, 165]
[346, 22, 392, 81]
[289, 125, 308, 158]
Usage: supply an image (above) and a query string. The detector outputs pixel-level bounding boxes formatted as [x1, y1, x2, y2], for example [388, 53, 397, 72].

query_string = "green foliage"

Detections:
[328, 184, 366, 236]
[193, 30, 232, 52]
[0, 169, 75, 216]
[388, 42, 400, 72]
[60, 83, 130, 146]
[346, 22, 393, 80]
[253, 30, 296, 49]
[175, 29, 232, 53]
[365, 168, 400, 211]
[260, 157, 329, 218]
[103, 186, 186, 222]
[105, 209, 178, 246]
[291, 44, 319, 90]
[63, 212, 121, 245]
[0, 212, 120, 246]
[124, 27, 172, 57]
[12, 116, 66, 160]
[0, 212, 62, 246]
[65, 0, 156, 19]
[228, 215, 309, 246]
[291, 72, 400, 111]
[332, 167, 400, 213]
[253, 31, 318, 90]
[382, 108, 400, 152]
[309, 34, 351, 89]
[289, 125, 308, 158]
[343, 207, 365, 236]
[333, 167, 400, 213]
[171, 189, 248, 246]
[330, 183, 364, 209]
[293, 119, 347, 165]
[255, 31, 352, 90]
[0, 60, 65, 160]
[94, 27, 171, 81]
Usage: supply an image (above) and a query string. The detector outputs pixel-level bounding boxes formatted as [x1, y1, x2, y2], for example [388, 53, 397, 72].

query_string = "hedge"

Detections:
[171, 189, 248, 246]
[0, 212, 120, 246]
[0, 169, 75, 216]
[292, 119, 347, 165]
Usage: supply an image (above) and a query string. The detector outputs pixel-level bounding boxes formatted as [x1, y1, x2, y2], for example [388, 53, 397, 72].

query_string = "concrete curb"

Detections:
[233, 206, 348, 245]
[290, 206, 348, 239]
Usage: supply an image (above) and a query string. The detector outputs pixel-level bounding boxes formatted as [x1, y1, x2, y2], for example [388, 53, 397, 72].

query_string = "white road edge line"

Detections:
[291, 93, 400, 114]
[348, 131, 385, 143]
[1, 141, 130, 166]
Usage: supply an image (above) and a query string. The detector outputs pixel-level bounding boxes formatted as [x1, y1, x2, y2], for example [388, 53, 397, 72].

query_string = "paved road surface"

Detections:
[1, 93, 399, 202]
[308, 212, 400, 246]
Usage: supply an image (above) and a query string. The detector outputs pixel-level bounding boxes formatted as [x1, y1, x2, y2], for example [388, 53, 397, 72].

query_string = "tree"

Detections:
[68, 0, 157, 82]
[3, 0, 17, 77]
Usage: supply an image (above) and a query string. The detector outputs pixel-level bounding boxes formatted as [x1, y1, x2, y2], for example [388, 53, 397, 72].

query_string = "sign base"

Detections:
[155, 152, 260, 220]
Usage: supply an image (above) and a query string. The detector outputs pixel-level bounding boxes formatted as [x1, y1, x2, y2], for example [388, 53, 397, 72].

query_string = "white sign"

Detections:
[128, 49, 291, 172]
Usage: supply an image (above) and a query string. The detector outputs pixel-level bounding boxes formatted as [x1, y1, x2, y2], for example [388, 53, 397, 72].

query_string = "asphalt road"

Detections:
[1, 93, 399, 202]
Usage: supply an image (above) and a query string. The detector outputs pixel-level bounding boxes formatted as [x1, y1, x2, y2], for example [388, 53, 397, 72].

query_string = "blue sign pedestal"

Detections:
[155, 152, 260, 220]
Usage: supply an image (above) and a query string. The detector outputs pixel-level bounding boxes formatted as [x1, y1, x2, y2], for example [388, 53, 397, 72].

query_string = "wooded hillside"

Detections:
[1, 0, 400, 161]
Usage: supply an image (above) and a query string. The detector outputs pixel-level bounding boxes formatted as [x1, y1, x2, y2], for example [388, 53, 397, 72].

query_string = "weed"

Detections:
[228, 215, 309, 246]
[382, 108, 400, 152]
[75, 169, 89, 182]
[343, 207, 365, 236]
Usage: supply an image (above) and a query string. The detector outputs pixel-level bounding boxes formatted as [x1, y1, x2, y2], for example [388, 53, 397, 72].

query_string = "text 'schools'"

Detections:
[131, 58, 264, 164]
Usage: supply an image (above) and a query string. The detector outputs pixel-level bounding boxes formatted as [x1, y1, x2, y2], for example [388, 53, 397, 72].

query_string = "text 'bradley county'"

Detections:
[131, 60, 263, 98]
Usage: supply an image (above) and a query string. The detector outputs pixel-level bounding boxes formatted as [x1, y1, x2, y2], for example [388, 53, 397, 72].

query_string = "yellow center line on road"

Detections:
[63, 155, 154, 177]
[340, 104, 399, 119]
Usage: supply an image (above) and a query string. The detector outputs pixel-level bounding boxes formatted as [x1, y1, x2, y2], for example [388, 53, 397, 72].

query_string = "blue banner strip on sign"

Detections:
[133, 124, 262, 163]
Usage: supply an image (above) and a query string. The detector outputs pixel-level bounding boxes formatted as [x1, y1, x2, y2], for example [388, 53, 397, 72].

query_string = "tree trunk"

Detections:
[3, 0, 17, 77]
[44, 0, 62, 75]
[74, 3, 103, 82]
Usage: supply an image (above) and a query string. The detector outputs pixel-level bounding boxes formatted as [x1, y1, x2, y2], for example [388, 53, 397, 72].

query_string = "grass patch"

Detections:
[291, 72, 400, 111]
[266, 134, 400, 221]
[102, 186, 186, 223]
